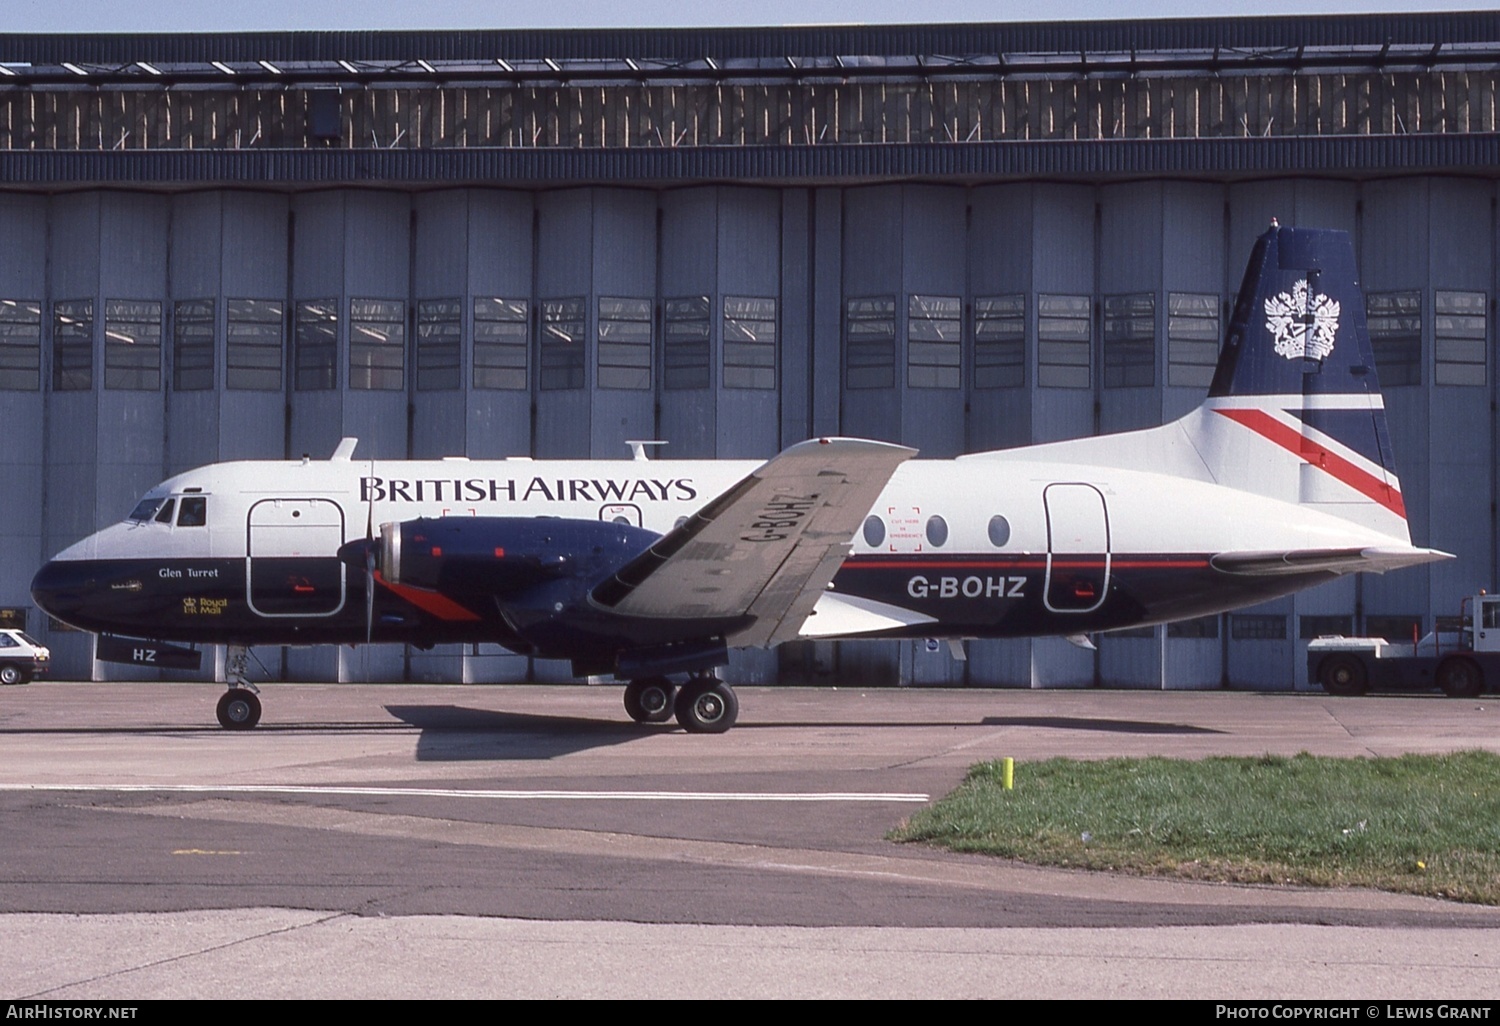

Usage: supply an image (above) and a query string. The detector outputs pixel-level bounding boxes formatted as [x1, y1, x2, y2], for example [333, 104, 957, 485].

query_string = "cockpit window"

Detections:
[128, 497, 164, 522]
[178, 496, 207, 527]
[154, 498, 177, 524]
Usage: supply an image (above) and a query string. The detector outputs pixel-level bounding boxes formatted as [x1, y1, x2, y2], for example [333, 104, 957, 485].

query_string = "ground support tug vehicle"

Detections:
[1308, 594, 1500, 698]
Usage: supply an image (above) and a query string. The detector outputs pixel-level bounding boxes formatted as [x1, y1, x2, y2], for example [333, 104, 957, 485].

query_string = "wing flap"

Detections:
[1211, 545, 1452, 576]
[592, 437, 916, 646]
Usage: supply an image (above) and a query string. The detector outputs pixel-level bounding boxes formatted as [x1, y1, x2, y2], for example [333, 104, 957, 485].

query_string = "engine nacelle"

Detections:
[362, 517, 659, 596]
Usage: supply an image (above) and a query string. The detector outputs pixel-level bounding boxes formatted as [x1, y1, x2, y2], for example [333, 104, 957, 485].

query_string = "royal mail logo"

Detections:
[1265, 280, 1340, 362]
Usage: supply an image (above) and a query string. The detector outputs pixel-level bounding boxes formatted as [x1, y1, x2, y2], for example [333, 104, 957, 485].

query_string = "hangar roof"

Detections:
[3, 13, 1500, 85]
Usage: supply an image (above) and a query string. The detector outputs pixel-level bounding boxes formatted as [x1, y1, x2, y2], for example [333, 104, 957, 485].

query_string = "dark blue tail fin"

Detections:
[1207, 224, 1399, 493]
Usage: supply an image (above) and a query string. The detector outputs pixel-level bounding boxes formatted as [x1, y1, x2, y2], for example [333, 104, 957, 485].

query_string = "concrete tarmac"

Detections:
[1, 681, 1498, 999]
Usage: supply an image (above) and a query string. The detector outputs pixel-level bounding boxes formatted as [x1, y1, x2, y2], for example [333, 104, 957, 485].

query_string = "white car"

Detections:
[0, 629, 49, 685]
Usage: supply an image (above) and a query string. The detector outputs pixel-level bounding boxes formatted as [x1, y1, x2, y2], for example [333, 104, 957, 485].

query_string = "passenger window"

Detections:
[862, 515, 885, 547]
[925, 515, 948, 547]
[178, 496, 207, 527]
[154, 498, 177, 524]
[988, 515, 1011, 547]
[0, 635, 14, 648]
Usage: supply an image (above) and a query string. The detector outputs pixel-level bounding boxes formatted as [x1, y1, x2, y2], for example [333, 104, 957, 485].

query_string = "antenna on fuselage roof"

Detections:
[330, 438, 358, 461]
[626, 440, 667, 462]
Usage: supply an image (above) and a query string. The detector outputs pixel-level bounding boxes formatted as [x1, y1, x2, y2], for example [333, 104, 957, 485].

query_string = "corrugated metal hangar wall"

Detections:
[2, 15, 1497, 687]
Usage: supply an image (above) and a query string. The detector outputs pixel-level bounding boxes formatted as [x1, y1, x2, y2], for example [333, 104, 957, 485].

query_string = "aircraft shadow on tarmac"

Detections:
[980, 716, 1224, 735]
[385, 704, 653, 760]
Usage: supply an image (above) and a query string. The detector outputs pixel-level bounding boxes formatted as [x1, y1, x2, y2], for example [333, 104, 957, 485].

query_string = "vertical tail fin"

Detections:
[1196, 223, 1408, 538]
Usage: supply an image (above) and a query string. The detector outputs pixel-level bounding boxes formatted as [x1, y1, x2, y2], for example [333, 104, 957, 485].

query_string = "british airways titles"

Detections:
[360, 475, 700, 505]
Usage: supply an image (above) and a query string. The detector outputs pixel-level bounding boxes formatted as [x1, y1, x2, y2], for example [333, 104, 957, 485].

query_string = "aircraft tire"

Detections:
[0, 663, 23, 686]
[674, 678, 738, 734]
[623, 677, 676, 723]
[1437, 657, 1484, 699]
[216, 688, 262, 730]
[1317, 654, 1368, 697]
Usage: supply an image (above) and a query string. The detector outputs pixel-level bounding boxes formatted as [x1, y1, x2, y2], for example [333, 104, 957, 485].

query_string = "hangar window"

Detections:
[473, 298, 528, 390]
[973, 295, 1025, 389]
[1299, 615, 1353, 639]
[173, 299, 215, 391]
[1103, 293, 1155, 388]
[1230, 614, 1286, 641]
[53, 300, 93, 391]
[539, 298, 586, 390]
[294, 299, 338, 391]
[1037, 294, 1091, 388]
[845, 296, 896, 389]
[0, 300, 41, 391]
[862, 515, 885, 548]
[724, 296, 777, 390]
[416, 299, 461, 391]
[1167, 615, 1219, 639]
[925, 515, 949, 547]
[1365, 291, 1421, 387]
[907, 295, 961, 389]
[1366, 614, 1422, 643]
[349, 298, 405, 390]
[104, 300, 162, 391]
[1435, 290, 1486, 387]
[1167, 293, 1220, 388]
[987, 515, 1011, 547]
[227, 299, 284, 391]
[664, 296, 710, 390]
[597, 297, 652, 390]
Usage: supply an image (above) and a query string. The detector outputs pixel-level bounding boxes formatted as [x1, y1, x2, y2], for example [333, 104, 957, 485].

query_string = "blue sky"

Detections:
[8, 0, 1494, 32]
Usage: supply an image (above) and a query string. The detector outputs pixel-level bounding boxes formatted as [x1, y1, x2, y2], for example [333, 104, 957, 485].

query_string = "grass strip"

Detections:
[892, 751, 1500, 904]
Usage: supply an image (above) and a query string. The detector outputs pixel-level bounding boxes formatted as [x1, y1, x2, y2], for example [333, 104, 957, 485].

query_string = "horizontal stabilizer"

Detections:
[593, 437, 917, 647]
[1210, 545, 1452, 577]
[799, 591, 938, 638]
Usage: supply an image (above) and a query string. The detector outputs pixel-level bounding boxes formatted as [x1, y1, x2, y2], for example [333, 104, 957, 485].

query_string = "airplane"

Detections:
[31, 223, 1450, 734]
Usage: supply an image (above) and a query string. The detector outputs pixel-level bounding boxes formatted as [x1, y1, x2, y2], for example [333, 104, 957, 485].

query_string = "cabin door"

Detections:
[245, 498, 348, 617]
[1044, 483, 1111, 614]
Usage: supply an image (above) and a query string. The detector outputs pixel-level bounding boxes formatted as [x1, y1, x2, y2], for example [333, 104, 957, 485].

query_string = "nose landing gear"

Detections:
[215, 644, 262, 730]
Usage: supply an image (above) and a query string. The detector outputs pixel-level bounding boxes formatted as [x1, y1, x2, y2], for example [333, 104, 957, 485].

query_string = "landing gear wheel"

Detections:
[623, 677, 676, 723]
[1318, 654, 1368, 697]
[0, 664, 23, 686]
[216, 688, 262, 730]
[1437, 657, 1484, 699]
[674, 677, 738, 734]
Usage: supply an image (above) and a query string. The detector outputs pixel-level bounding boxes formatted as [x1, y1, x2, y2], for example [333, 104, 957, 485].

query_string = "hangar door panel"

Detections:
[246, 498, 347, 617]
[1044, 483, 1110, 614]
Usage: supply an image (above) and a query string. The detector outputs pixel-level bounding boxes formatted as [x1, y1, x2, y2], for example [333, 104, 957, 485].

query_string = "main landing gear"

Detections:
[216, 644, 262, 730]
[622, 673, 739, 734]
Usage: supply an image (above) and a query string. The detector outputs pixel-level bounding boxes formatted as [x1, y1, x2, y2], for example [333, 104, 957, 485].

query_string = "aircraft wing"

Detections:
[592, 437, 916, 648]
[1210, 545, 1452, 576]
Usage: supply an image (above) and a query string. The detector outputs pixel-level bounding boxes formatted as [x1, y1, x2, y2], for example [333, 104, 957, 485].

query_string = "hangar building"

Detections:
[2, 13, 1497, 687]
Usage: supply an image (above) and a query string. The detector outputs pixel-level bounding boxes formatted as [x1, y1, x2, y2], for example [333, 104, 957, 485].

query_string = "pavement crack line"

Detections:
[21, 911, 351, 999]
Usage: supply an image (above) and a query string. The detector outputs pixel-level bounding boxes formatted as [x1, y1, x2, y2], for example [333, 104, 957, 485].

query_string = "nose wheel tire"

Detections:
[216, 689, 262, 730]
[674, 677, 739, 734]
[623, 677, 677, 723]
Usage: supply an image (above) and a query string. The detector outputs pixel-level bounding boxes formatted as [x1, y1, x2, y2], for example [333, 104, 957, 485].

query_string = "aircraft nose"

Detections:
[30, 559, 89, 622]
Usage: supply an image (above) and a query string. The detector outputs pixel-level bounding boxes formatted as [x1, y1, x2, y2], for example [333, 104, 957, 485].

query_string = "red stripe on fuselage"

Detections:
[1214, 407, 1406, 518]
[843, 559, 1210, 570]
[373, 571, 482, 622]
